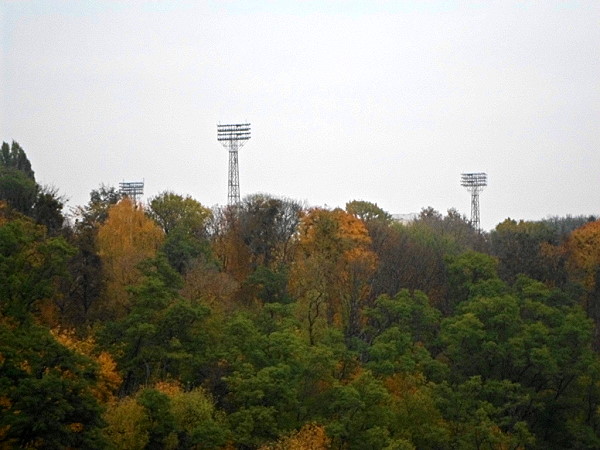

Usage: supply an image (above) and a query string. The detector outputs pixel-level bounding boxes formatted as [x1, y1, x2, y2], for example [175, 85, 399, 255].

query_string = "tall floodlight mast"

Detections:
[461, 172, 487, 232]
[217, 123, 251, 205]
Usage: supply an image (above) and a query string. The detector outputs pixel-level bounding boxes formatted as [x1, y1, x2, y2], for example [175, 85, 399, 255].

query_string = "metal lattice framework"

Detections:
[461, 172, 487, 232]
[217, 123, 251, 205]
[119, 181, 144, 204]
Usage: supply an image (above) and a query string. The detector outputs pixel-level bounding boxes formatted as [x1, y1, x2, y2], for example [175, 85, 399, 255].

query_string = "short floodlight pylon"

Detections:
[217, 123, 251, 205]
[119, 180, 144, 204]
[461, 172, 487, 232]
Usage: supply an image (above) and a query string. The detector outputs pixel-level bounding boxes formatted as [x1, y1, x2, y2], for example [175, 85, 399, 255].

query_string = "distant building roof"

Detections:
[392, 213, 418, 224]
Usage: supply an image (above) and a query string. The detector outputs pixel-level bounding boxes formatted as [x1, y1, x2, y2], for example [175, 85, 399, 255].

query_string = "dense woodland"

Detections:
[2, 140, 600, 449]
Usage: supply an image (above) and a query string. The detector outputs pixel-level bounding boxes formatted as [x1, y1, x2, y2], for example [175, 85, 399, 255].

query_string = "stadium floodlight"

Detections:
[217, 123, 251, 205]
[461, 172, 487, 232]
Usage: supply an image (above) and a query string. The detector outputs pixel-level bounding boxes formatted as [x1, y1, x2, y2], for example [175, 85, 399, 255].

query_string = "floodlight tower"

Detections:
[217, 123, 251, 205]
[119, 180, 144, 204]
[461, 172, 487, 232]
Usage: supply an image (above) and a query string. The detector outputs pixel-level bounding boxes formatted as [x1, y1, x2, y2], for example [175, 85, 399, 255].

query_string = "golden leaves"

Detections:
[260, 423, 331, 450]
[52, 328, 122, 402]
[565, 220, 600, 289]
[96, 197, 165, 318]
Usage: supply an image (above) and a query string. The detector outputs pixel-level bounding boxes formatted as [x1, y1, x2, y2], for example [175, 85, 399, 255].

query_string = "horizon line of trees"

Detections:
[2, 140, 600, 448]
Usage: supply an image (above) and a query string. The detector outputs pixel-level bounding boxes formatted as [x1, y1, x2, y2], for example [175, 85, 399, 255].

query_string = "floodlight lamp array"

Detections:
[217, 123, 251, 142]
[461, 172, 487, 189]
[119, 181, 144, 197]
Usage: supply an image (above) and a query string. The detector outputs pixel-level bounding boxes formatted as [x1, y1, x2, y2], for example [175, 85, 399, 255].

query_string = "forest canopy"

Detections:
[1, 142, 600, 449]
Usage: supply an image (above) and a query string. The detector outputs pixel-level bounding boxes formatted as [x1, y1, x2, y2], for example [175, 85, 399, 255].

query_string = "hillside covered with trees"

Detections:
[2, 141, 600, 449]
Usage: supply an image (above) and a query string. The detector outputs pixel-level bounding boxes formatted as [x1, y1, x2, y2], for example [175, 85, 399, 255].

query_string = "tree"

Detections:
[415, 207, 487, 253]
[367, 208, 485, 312]
[363, 290, 444, 380]
[439, 276, 599, 447]
[491, 218, 558, 284]
[435, 377, 534, 449]
[290, 208, 376, 344]
[33, 185, 65, 235]
[60, 185, 123, 325]
[0, 320, 105, 448]
[238, 194, 303, 269]
[100, 255, 210, 395]
[0, 141, 34, 178]
[384, 373, 449, 448]
[0, 204, 106, 447]
[0, 209, 75, 322]
[136, 388, 177, 449]
[345, 200, 392, 224]
[148, 191, 212, 235]
[169, 387, 230, 449]
[147, 191, 213, 274]
[260, 423, 331, 449]
[72, 184, 123, 229]
[565, 220, 600, 348]
[96, 197, 164, 318]
[445, 251, 505, 310]
[322, 371, 395, 449]
[0, 142, 65, 233]
[0, 141, 37, 216]
[103, 396, 150, 450]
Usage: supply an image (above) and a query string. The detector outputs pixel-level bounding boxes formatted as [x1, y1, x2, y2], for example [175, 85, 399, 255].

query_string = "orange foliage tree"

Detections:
[51, 328, 122, 403]
[96, 198, 164, 319]
[291, 208, 377, 344]
[565, 220, 600, 347]
[259, 423, 330, 450]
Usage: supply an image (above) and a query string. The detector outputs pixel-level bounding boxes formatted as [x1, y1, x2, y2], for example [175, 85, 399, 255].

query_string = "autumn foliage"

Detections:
[3, 144, 600, 448]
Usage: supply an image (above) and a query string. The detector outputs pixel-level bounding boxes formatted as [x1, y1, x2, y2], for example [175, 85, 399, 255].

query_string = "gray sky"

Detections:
[2, 0, 599, 231]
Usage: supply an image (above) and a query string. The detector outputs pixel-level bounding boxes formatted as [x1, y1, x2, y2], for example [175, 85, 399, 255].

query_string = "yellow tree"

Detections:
[565, 220, 600, 347]
[566, 220, 600, 288]
[259, 423, 330, 450]
[51, 328, 122, 403]
[291, 208, 376, 344]
[96, 197, 164, 319]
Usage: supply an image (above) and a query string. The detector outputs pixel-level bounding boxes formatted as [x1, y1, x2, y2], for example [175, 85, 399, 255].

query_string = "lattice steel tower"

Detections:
[461, 172, 487, 232]
[217, 123, 251, 205]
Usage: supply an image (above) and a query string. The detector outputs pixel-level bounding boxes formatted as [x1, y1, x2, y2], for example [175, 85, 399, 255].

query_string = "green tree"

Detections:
[0, 140, 34, 177]
[0, 317, 105, 448]
[137, 388, 177, 449]
[101, 255, 209, 395]
[0, 142, 65, 233]
[148, 191, 212, 235]
[323, 371, 395, 449]
[363, 290, 445, 380]
[384, 373, 449, 448]
[0, 211, 75, 322]
[440, 276, 599, 447]
[103, 396, 149, 449]
[435, 377, 534, 449]
[147, 192, 213, 274]
[445, 251, 505, 310]
[345, 199, 392, 224]
[72, 184, 122, 229]
[0, 141, 38, 215]
[0, 206, 104, 447]
[169, 387, 230, 449]
[33, 185, 65, 235]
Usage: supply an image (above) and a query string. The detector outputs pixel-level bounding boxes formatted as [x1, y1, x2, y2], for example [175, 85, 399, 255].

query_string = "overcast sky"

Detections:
[2, 1, 599, 230]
